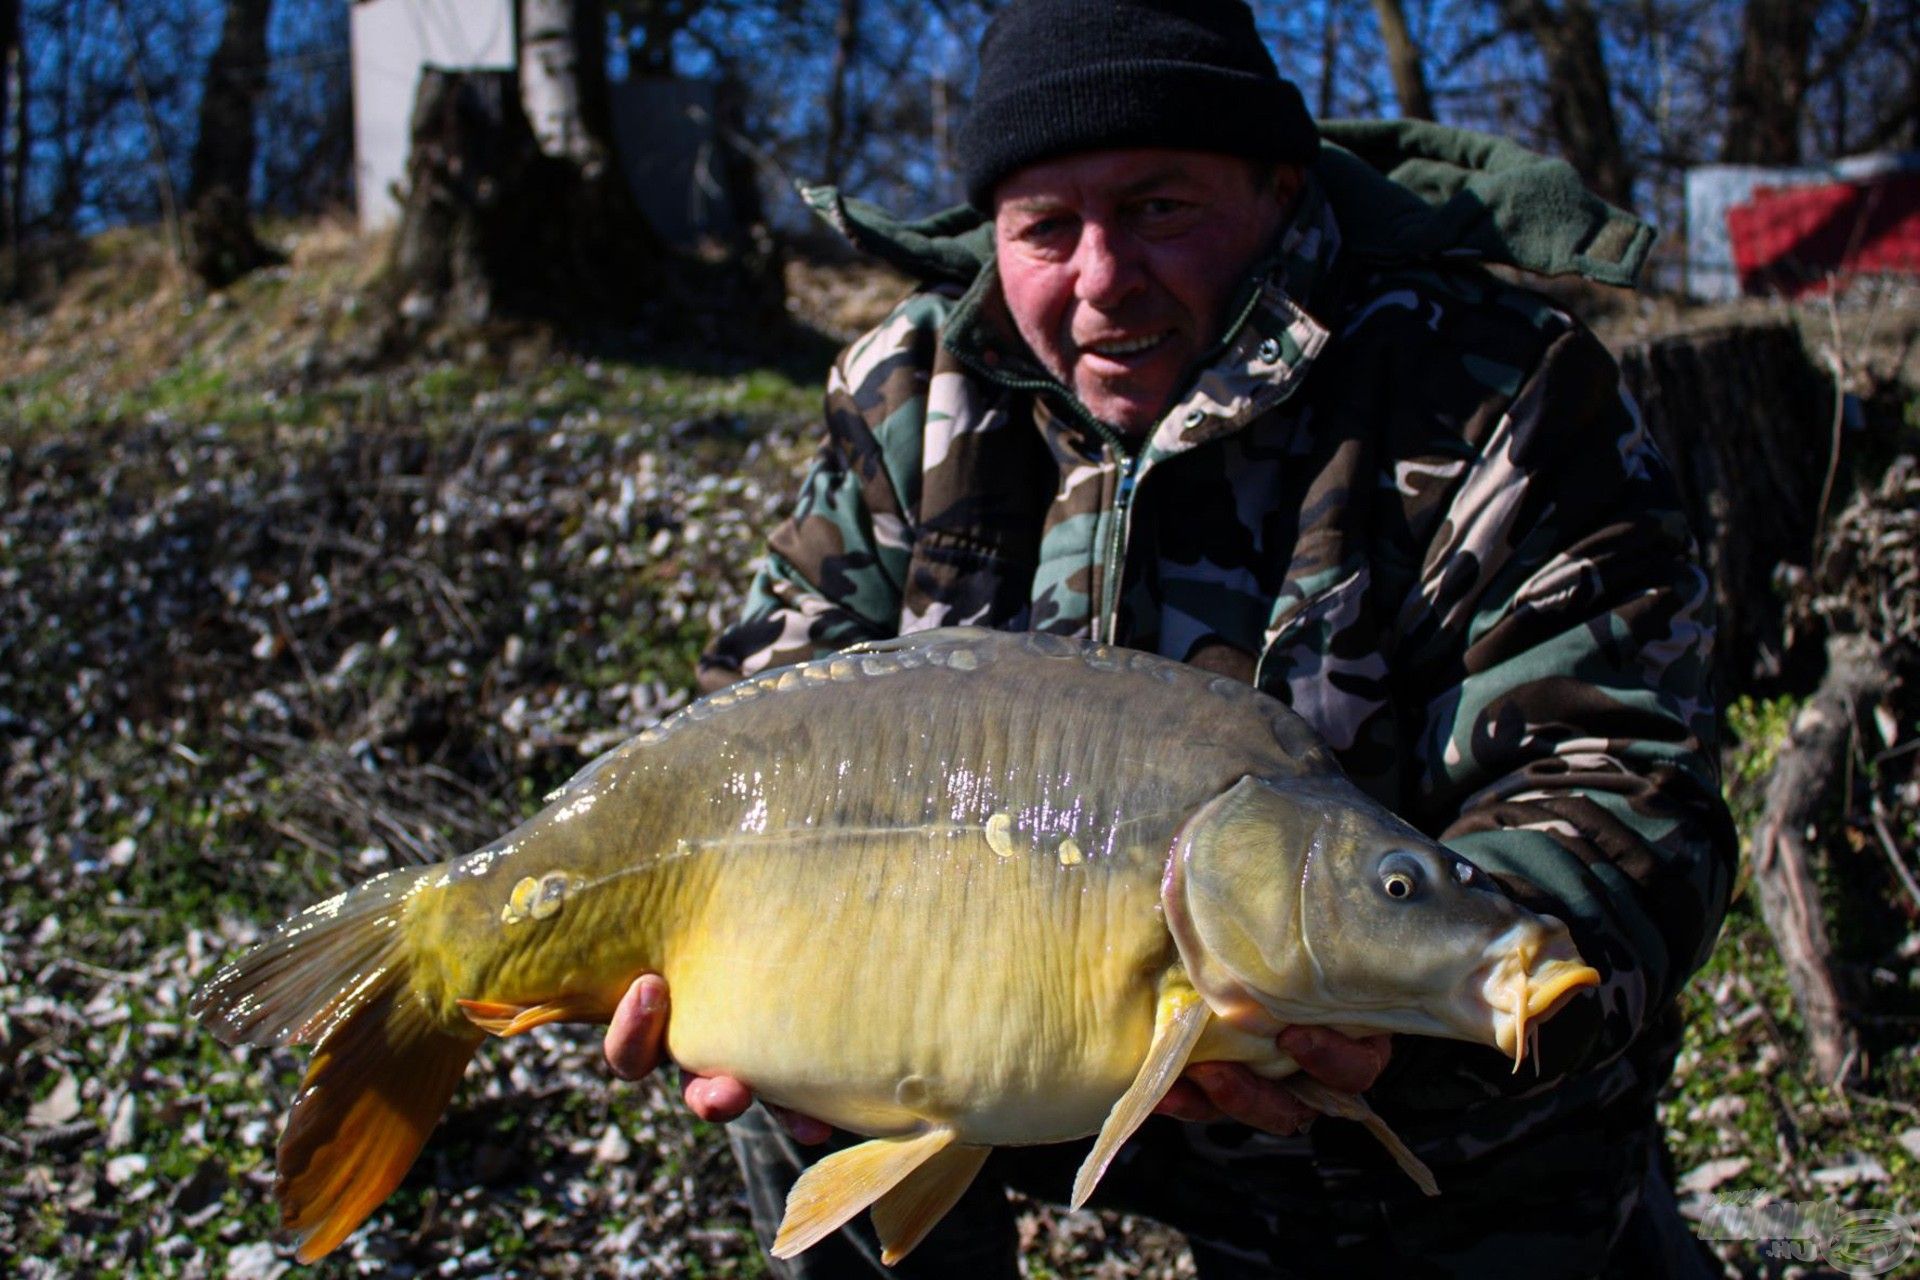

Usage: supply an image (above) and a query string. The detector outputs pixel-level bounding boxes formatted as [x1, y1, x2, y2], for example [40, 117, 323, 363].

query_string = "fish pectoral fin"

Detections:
[1280, 1077, 1439, 1197]
[1070, 974, 1212, 1210]
[455, 993, 612, 1038]
[772, 1126, 959, 1261]
[870, 1142, 992, 1265]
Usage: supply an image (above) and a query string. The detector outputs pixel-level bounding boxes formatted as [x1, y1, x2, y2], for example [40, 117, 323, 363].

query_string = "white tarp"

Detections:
[350, 0, 515, 232]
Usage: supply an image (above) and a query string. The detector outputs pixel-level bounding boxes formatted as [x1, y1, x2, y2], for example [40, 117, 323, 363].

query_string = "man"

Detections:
[603, 1, 1735, 1274]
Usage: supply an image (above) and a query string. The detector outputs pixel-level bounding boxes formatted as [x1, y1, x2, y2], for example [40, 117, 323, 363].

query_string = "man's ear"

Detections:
[1267, 162, 1307, 207]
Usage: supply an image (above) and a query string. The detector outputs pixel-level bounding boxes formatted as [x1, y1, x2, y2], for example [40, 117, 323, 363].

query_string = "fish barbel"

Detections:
[191, 628, 1599, 1264]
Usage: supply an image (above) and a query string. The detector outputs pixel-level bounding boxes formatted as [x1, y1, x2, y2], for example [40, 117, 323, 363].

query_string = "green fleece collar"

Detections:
[797, 118, 1656, 289]
[1313, 119, 1655, 285]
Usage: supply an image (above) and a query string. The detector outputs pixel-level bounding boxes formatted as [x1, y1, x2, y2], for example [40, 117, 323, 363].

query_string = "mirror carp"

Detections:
[192, 627, 1598, 1264]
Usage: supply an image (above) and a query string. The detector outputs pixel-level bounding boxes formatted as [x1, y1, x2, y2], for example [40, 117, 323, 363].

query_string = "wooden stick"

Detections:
[1750, 633, 1893, 1088]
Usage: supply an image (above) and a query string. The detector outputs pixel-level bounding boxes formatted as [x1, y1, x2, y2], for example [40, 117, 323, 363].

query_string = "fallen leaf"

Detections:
[1811, 1155, 1889, 1188]
[28, 1072, 82, 1128]
[105, 1153, 148, 1187]
[1678, 1157, 1750, 1195]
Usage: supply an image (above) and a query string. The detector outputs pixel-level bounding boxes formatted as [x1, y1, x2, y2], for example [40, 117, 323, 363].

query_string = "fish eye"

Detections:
[1378, 850, 1426, 902]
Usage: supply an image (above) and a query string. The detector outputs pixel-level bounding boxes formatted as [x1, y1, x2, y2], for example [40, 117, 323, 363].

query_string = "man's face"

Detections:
[993, 149, 1297, 436]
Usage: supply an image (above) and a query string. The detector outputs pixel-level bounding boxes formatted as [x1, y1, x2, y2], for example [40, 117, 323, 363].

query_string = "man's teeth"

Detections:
[1086, 334, 1163, 356]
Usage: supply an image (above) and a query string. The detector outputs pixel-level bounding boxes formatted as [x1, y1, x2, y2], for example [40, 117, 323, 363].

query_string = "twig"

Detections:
[1867, 797, 1920, 912]
[1813, 296, 1848, 568]
[107, 0, 185, 267]
[264, 815, 340, 861]
[1873, 738, 1920, 766]
[48, 956, 146, 984]
[1843, 1087, 1920, 1119]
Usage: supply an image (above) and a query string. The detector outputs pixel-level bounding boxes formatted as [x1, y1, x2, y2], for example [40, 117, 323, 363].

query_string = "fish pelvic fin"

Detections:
[276, 982, 484, 1261]
[1070, 971, 1211, 1210]
[772, 1127, 958, 1261]
[870, 1142, 991, 1265]
[1280, 1077, 1438, 1197]
[457, 992, 616, 1037]
[188, 865, 483, 1261]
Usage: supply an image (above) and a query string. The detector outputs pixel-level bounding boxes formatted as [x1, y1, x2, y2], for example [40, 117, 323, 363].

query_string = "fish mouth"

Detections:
[1476, 925, 1600, 1072]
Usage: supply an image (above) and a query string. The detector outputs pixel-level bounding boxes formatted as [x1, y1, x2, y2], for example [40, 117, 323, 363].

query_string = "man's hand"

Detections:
[1154, 1026, 1392, 1136]
[602, 974, 832, 1144]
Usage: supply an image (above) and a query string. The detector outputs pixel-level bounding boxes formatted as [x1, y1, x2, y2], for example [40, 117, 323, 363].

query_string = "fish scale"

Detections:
[191, 627, 1601, 1265]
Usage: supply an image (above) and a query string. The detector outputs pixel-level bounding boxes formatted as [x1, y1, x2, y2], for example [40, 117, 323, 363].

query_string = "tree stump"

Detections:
[386, 68, 783, 337]
[387, 68, 667, 329]
[1617, 320, 1838, 692]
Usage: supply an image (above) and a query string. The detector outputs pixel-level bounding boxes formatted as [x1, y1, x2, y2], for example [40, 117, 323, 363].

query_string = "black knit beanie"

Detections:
[955, 0, 1318, 210]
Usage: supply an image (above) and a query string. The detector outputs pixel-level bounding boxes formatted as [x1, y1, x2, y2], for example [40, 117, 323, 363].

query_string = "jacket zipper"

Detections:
[1100, 451, 1141, 642]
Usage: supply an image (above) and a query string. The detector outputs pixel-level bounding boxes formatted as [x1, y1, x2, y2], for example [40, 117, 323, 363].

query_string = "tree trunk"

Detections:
[186, 0, 281, 287]
[2, 0, 25, 260]
[1724, 0, 1814, 165]
[1318, 0, 1342, 119]
[1498, 0, 1633, 206]
[389, 68, 662, 328]
[1369, 0, 1434, 120]
[520, 0, 606, 171]
[1616, 320, 1839, 695]
[823, 0, 861, 186]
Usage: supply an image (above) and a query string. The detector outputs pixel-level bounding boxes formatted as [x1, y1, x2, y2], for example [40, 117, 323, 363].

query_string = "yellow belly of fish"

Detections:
[655, 825, 1173, 1147]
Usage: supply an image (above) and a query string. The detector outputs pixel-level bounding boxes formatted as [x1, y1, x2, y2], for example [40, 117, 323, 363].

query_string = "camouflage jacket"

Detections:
[700, 138, 1735, 1163]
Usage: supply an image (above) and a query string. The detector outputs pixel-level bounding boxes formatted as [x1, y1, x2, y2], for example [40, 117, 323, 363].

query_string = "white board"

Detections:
[350, 0, 515, 231]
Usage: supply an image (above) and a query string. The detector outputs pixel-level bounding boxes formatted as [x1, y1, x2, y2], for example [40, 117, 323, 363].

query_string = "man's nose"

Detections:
[1072, 221, 1143, 307]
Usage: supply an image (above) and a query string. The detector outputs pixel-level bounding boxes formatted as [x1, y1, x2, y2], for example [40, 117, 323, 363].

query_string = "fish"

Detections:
[190, 626, 1600, 1265]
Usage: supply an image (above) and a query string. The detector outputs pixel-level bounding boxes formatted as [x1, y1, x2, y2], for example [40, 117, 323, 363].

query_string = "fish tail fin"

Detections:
[189, 866, 484, 1262]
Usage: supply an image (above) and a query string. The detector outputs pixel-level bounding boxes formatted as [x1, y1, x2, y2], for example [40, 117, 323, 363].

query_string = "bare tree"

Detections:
[186, 0, 280, 286]
[255, 0, 352, 216]
[1495, 0, 1633, 204]
[1724, 0, 1815, 164]
[823, 0, 860, 185]
[522, 0, 607, 170]
[614, 0, 703, 76]
[1, 0, 21, 260]
[1369, 0, 1434, 119]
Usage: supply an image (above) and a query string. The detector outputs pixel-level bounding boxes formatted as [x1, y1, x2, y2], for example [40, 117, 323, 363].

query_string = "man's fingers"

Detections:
[681, 1081, 831, 1141]
[767, 1103, 834, 1146]
[603, 973, 669, 1081]
[1183, 1062, 1316, 1136]
[1277, 1027, 1392, 1094]
[1152, 1078, 1226, 1124]
[683, 1073, 756, 1123]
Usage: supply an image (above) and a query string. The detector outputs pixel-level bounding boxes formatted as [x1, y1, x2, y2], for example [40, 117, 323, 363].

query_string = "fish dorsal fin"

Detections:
[772, 1127, 958, 1260]
[869, 1142, 992, 1265]
[1070, 972, 1212, 1209]
[1280, 1076, 1439, 1197]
